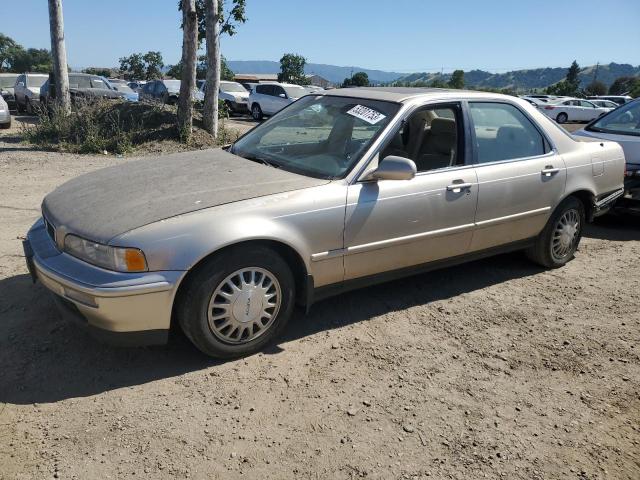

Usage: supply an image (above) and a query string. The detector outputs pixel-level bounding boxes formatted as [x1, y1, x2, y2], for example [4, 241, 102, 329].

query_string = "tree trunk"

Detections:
[47, 0, 70, 113]
[203, 0, 221, 137]
[177, 0, 198, 141]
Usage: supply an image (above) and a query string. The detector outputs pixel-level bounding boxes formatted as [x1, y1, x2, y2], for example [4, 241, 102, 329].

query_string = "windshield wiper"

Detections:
[242, 154, 281, 169]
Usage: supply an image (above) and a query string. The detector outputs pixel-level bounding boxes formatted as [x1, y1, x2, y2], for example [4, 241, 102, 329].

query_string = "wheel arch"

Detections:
[171, 239, 310, 329]
[563, 189, 595, 221]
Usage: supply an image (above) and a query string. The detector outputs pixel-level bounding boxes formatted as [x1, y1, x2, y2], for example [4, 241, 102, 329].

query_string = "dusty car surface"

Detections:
[24, 88, 625, 358]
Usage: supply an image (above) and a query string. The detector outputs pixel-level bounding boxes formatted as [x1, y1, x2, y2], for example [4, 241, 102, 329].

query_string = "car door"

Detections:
[272, 86, 289, 113]
[253, 84, 271, 113]
[579, 100, 599, 121]
[343, 102, 479, 280]
[468, 101, 566, 252]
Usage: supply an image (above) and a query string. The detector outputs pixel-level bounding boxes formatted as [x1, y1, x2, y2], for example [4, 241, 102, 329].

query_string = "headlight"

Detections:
[64, 234, 148, 272]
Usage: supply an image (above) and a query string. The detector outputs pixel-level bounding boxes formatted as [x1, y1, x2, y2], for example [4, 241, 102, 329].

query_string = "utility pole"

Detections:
[48, 0, 70, 113]
[593, 61, 600, 83]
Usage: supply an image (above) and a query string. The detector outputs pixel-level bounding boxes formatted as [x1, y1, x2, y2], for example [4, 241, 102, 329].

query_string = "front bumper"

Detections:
[25, 218, 184, 346]
[0, 109, 10, 124]
[229, 100, 249, 112]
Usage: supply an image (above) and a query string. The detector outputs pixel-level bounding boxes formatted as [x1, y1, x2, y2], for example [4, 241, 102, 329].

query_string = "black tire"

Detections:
[251, 103, 263, 121]
[556, 112, 568, 124]
[526, 196, 585, 268]
[25, 98, 33, 115]
[16, 99, 24, 113]
[0, 120, 10, 129]
[177, 246, 295, 359]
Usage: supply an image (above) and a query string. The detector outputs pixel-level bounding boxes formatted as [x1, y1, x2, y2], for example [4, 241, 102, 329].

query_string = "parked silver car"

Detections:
[0, 73, 19, 109]
[24, 88, 625, 358]
[248, 82, 308, 120]
[14, 72, 48, 114]
[0, 95, 11, 128]
[574, 99, 640, 214]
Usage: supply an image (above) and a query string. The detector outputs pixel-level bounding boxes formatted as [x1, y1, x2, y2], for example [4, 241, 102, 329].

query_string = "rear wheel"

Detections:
[526, 196, 584, 268]
[16, 99, 24, 113]
[0, 119, 11, 129]
[177, 246, 295, 359]
[556, 112, 568, 124]
[251, 103, 263, 121]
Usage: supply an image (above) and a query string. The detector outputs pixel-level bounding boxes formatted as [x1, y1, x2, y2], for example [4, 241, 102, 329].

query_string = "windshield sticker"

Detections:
[346, 105, 386, 125]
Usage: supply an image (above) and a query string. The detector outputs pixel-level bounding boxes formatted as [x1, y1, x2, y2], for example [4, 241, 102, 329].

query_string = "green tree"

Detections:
[119, 51, 164, 80]
[342, 71, 369, 87]
[584, 80, 607, 96]
[448, 70, 464, 89]
[83, 67, 112, 77]
[278, 53, 309, 85]
[143, 51, 164, 79]
[429, 78, 448, 88]
[0, 33, 20, 71]
[566, 60, 580, 92]
[119, 53, 145, 79]
[609, 76, 637, 95]
[10, 48, 53, 73]
[630, 79, 640, 98]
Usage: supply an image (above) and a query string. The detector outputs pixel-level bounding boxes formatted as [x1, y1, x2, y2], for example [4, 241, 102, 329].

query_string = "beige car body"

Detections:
[25, 88, 625, 344]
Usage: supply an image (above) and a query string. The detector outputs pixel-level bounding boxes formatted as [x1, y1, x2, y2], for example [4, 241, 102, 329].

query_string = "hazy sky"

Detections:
[4, 0, 640, 72]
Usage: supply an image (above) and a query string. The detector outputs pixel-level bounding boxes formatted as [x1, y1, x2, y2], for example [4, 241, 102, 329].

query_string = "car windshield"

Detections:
[221, 82, 246, 93]
[588, 100, 640, 137]
[0, 75, 18, 87]
[164, 80, 181, 90]
[27, 75, 47, 88]
[115, 84, 135, 94]
[231, 95, 400, 179]
[283, 85, 307, 98]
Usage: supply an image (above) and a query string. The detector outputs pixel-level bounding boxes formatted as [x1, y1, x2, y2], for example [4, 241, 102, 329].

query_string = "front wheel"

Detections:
[526, 196, 584, 268]
[251, 103, 263, 121]
[177, 246, 295, 359]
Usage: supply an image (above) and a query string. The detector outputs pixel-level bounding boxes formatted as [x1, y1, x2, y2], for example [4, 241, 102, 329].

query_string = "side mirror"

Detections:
[279, 93, 286, 98]
[360, 155, 417, 182]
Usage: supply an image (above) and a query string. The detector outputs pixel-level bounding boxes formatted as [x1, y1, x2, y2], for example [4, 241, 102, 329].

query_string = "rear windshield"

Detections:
[0, 75, 18, 87]
[588, 100, 640, 137]
[27, 76, 48, 88]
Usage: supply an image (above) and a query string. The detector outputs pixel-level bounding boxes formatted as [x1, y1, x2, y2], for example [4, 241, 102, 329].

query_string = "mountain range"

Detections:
[227, 60, 404, 85]
[228, 61, 640, 91]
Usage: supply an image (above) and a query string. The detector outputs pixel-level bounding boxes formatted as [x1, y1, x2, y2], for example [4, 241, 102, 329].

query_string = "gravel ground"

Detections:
[1, 116, 639, 480]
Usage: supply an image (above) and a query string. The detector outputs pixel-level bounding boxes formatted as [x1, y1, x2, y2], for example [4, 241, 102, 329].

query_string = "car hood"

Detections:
[42, 149, 329, 244]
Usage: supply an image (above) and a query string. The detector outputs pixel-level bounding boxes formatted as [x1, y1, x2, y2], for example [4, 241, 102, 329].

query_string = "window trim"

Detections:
[465, 100, 557, 167]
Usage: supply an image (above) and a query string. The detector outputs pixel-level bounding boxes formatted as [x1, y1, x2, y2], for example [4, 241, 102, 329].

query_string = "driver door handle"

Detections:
[541, 166, 560, 177]
[446, 182, 473, 193]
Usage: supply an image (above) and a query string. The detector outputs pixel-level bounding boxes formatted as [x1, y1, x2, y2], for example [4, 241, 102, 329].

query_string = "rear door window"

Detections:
[469, 102, 548, 163]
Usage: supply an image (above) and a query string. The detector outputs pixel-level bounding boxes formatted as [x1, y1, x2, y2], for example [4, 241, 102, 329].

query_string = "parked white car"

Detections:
[0, 95, 11, 128]
[198, 80, 250, 113]
[590, 99, 620, 109]
[248, 82, 308, 120]
[588, 95, 633, 106]
[14, 73, 48, 114]
[540, 98, 612, 124]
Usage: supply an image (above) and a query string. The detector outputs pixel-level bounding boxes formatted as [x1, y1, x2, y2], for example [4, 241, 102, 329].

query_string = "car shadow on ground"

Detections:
[0, 251, 544, 406]
[584, 214, 640, 241]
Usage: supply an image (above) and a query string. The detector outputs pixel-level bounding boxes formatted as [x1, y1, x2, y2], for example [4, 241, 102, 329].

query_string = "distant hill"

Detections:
[393, 63, 640, 91]
[227, 60, 404, 85]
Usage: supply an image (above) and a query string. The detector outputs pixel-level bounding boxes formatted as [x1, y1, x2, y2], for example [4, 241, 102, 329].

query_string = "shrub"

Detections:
[23, 99, 233, 154]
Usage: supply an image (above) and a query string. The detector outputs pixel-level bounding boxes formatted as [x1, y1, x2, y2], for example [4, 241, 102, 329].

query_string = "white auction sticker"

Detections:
[346, 104, 386, 125]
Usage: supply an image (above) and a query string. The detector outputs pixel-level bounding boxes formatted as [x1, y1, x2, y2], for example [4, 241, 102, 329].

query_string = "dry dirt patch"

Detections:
[0, 126, 638, 480]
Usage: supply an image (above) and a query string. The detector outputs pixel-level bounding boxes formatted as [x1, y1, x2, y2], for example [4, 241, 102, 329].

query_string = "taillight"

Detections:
[544, 106, 555, 110]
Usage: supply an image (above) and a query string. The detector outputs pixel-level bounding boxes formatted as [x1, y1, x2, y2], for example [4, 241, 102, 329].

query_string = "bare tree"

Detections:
[177, 0, 198, 140]
[47, 0, 70, 113]
[202, 0, 221, 137]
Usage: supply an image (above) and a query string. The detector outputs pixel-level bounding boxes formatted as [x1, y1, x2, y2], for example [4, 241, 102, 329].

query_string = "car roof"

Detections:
[316, 86, 521, 103]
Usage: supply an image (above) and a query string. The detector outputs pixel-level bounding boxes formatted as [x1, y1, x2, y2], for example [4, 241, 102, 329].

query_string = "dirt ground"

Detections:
[1, 116, 639, 480]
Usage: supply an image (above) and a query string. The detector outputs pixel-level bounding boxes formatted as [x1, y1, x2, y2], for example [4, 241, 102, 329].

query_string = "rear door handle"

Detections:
[541, 166, 560, 177]
[446, 182, 473, 193]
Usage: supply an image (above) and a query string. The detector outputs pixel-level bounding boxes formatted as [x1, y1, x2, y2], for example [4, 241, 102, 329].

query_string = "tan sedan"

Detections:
[24, 88, 625, 358]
